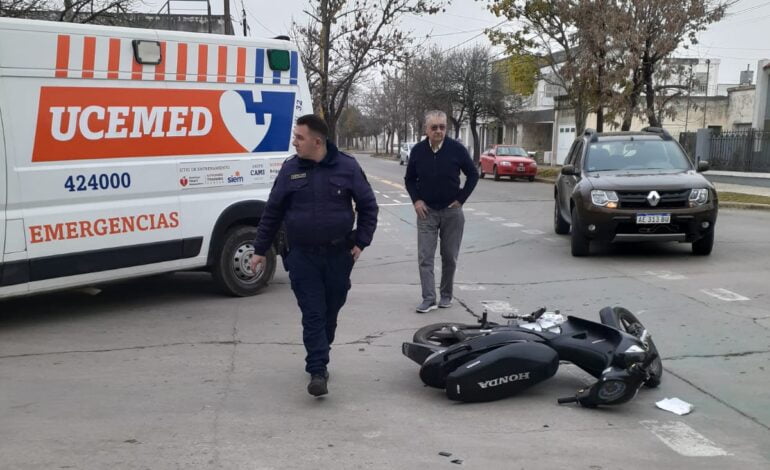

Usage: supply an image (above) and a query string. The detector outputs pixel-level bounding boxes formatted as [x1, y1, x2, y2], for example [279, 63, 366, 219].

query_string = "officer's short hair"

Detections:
[297, 114, 329, 139]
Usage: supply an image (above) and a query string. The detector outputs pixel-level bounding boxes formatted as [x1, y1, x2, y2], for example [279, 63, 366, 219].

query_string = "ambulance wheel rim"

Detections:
[233, 242, 261, 283]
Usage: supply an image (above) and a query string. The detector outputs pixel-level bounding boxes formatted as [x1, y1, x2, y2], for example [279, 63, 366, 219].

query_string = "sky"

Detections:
[144, 0, 770, 84]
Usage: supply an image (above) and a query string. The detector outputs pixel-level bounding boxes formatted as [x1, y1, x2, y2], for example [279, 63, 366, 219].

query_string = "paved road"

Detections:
[1, 153, 769, 469]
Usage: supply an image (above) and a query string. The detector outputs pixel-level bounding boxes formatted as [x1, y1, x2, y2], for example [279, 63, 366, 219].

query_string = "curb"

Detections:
[719, 201, 770, 211]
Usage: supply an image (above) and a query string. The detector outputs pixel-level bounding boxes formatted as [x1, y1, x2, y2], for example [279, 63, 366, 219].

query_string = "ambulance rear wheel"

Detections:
[213, 225, 276, 296]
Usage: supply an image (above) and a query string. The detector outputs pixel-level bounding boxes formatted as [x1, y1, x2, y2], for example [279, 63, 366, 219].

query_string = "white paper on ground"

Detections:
[656, 397, 694, 415]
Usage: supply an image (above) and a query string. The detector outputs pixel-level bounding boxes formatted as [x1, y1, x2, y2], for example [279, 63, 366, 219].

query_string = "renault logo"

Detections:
[647, 191, 661, 207]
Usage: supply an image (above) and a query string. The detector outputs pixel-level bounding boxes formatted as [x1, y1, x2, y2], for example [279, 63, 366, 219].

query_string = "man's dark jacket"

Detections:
[253, 140, 378, 255]
[404, 137, 479, 210]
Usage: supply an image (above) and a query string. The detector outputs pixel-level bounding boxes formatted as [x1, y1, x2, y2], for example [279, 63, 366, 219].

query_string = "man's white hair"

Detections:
[424, 110, 447, 124]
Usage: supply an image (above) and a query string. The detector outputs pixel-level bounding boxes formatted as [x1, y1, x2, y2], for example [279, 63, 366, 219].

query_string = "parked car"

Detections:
[554, 127, 718, 256]
[400, 142, 418, 165]
[479, 145, 537, 181]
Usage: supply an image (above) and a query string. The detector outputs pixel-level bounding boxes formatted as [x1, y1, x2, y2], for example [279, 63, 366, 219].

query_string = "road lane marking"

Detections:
[487, 217, 506, 222]
[544, 237, 558, 242]
[464, 208, 476, 211]
[646, 270, 687, 280]
[382, 194, 391, 199]
[701, 288, 750, 301]
[370, 176, 405, 190]
[640, 421, 730, 457]
[503, 223, 523, 228]
[400, 194, 409, 198]
[522, 229, 545, 235]
[475, 212, 490, 216]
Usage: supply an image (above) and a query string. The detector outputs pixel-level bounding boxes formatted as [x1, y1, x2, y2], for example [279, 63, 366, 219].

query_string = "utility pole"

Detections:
[403, 54, 409, 144]
[684, 62, 692, 133]
[702, 59, 710, 128]
[223, 0, 234, 35]
[241, 2, 248, 36]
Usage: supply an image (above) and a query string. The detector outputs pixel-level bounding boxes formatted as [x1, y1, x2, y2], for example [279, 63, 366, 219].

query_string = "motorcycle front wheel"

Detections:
[600, 306, 663, 388]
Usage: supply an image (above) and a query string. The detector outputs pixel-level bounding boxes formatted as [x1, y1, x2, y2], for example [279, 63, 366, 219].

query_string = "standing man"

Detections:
[405, 110, 479, 313]
[250, 114, 378, 397]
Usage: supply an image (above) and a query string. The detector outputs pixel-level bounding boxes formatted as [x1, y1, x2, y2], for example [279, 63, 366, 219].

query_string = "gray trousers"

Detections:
[417, 206, 465, 302]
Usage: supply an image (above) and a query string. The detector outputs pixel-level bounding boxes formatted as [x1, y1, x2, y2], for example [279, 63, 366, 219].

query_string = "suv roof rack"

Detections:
[641, 126, 672, 140]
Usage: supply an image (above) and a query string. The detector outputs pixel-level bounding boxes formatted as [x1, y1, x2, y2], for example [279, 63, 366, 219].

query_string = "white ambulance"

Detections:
[0, 18, 312, 299]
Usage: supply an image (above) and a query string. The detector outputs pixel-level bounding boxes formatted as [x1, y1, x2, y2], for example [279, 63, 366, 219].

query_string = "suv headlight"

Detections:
[591, 190, 619, 208]
[500, 161, 512, 166]
[689, 188, 709, 206]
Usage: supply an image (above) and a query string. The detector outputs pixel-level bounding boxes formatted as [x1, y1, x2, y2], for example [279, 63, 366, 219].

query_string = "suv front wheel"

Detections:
[692, 228, 714, 256]
[554, 198, 570, 235]
[570, 206, 590, 256]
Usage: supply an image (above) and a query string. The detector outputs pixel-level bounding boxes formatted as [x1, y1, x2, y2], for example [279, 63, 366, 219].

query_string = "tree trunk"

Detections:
[469, 115, 480, 163]
[621, 69, 643, 131]
[318, 0, 331, 127]
[643, 53, 661, 127]
[449, 116, 461, 139]
[596, 107, 604, 133]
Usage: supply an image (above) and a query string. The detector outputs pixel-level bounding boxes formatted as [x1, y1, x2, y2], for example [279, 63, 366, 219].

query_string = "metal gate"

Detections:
[708, 130, 770, 172]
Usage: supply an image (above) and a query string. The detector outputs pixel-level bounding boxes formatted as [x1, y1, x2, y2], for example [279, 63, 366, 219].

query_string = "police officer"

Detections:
[249, 114, 378, 397]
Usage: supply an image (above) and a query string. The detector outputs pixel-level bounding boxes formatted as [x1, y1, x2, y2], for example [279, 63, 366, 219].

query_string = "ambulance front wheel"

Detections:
[213, 225, 276, 296]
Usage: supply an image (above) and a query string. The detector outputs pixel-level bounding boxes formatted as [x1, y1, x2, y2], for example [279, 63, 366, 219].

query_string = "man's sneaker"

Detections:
[416, 300, 438, 313]
[438, 297, 452, 308]
[307, 373, 328, 397]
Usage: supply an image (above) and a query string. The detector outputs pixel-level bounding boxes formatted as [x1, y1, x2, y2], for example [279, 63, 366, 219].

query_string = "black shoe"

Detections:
[308, 373, 328, 397]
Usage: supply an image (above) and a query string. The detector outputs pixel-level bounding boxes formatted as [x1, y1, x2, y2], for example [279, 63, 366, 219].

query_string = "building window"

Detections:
[544, 73, 563, 98]
[693, 72, 708, 94]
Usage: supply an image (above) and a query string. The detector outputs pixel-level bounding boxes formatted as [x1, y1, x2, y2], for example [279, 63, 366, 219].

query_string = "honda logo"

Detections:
[647, 191, 661, 207]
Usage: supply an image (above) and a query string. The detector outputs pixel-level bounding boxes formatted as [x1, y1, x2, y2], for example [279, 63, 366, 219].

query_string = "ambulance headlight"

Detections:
[132, 40, 162, 65]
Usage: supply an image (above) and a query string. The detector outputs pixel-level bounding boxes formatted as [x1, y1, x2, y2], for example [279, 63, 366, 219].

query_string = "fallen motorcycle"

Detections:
[402, 305, 662, 407]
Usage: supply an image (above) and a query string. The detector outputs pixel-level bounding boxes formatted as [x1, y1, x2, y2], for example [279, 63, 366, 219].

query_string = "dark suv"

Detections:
[554, 127, 718, 256]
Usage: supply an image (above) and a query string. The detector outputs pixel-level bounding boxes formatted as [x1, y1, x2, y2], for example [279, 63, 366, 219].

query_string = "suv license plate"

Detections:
[636, 213, 671, 224]
[517, 165, 525, 172]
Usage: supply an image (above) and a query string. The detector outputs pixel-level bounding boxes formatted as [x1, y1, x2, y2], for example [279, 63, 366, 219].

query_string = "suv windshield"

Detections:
[497, 146, 526, 156]
[585, 140, 691, 172]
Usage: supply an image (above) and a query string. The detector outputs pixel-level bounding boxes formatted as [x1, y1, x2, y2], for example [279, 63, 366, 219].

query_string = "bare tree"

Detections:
[2, 0, 139, 23]
[1, 0, 49, 17]
[612, 0, 729, 129]
[292, 0, 445, 142]
[445, 45, 513, 162]
[487, 0, 593, 135]
[406, 46, 455, 137]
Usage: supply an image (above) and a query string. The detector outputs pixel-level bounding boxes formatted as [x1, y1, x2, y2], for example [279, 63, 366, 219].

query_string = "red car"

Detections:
[479, 145, 538, 181]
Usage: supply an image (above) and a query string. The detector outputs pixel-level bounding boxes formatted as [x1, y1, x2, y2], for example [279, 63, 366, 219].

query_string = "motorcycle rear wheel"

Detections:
[412, 322, 498, 347]
[600, 306, 663, 388]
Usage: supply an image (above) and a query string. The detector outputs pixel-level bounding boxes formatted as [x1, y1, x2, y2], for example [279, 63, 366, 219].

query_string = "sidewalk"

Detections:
[706, 170, 770, 196]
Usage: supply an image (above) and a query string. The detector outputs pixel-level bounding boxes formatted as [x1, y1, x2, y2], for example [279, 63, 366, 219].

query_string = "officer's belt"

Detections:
[292, 238, 349, 254]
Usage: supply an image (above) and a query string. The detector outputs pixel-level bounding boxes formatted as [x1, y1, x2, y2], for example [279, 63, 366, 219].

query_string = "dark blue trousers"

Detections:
[287, 246, 354, 375]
